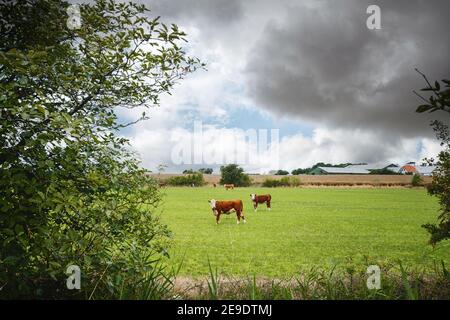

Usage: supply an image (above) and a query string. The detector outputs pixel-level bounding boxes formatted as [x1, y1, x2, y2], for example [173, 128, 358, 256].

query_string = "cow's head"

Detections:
[208, 199, 218, 216]
[250, 194, 256, 201]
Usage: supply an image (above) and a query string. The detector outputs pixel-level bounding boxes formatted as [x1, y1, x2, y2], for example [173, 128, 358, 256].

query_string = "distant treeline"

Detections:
[182, 168, 213, 174]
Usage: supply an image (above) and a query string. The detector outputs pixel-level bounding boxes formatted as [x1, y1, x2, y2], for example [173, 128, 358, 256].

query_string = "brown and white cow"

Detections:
[208, 199, 246, 224]
[250, 194, 271, 211]
[223, 184, 234, 190]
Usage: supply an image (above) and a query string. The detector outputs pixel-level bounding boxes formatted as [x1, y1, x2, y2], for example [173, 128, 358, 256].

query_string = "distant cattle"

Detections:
[208, 199, 246, 224]
[250, 194, 271, 211]
[224, 184, 234, 190]
[158, 182, 167, 188]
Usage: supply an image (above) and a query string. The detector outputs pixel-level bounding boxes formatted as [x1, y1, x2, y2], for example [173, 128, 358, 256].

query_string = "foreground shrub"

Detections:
[0, 0, 201, 298]
[414, 72, 450, 245]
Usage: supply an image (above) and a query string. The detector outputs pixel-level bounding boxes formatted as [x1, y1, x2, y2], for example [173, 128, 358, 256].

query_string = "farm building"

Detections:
[311, 166, 370, 175]
[312, 163, 400, 175]
[399, 164, 418, 175]
[416, 166, 436, 176]
[312, 163, 435, 176]
[399, 164, 437, 176]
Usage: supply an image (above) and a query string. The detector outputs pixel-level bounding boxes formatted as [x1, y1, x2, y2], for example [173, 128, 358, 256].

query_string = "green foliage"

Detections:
[274, 169, 289, 175]
[291, 168, 309, 175]
[399, 262, 419, 300]
[369, 168, 402, 175]
[414, 71, 450, 245]
[411, 173, 423, 187]
[414, 69, 450, 114]
[206, 257, 219, 300]
[0, 0, 202, 298]
[219, 164, 251, 187]
[199, 168, 213, 174]
[262, 176, 301, 187]
[182, 168, 212, 174]
[167, 173, 205, 186]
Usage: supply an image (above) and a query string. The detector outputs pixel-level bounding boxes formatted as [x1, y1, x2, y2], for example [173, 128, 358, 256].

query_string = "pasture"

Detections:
[159, 187, 450, 277]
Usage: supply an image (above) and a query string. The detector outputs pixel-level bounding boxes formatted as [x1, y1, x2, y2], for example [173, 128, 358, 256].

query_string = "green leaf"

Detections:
[435, 81, 440, 91]
[416, 105, 432, 113]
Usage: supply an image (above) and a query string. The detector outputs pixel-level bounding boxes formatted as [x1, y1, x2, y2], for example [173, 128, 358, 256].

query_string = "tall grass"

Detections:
[206, 257, 219, 300]
[178, 260, 450, 300]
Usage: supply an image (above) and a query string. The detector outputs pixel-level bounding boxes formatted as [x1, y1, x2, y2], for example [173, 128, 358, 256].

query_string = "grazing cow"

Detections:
[250, 194, 271, 211]
[208, 199, 246, 224]
[224, 184, 234, 190]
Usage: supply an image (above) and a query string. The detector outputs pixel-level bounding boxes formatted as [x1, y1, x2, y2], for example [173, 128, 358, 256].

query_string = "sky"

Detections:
[106, 0, 449, 173]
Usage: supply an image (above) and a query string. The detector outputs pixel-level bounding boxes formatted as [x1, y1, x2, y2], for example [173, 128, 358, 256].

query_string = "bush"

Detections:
[0, 0, 201, 298]
[411, 173, 423, 186]
[414, 72, 450, 245]
[167, 173, 205, 186]
[262, 178, 283, 187]
[262, 177, 301, 187]
[369, 168, 402, 175]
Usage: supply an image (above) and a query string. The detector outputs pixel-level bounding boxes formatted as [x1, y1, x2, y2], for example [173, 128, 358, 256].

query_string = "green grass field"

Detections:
[158, 187, 450, 277]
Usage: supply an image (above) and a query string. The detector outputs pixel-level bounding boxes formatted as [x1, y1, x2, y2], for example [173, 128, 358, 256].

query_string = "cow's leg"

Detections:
[216, 212, 221, 224]
[254, 202, 258, 212]
[241, 211, 246, 224]
[236, 210, 241, 224]
[267, 201, 271, 211]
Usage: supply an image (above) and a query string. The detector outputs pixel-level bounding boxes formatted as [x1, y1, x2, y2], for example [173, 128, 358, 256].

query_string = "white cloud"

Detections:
[126, 118, 443, 173]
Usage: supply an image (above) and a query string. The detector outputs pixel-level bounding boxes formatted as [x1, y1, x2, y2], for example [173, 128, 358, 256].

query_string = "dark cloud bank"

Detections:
[245, 0, 450, 138]
[148, 0, 449, 136]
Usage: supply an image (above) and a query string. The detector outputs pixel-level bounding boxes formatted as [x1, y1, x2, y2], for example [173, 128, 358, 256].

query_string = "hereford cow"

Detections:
[224, 184, 234, 190]
[208, 199, 246, 224]
[250, 194, 271, 211]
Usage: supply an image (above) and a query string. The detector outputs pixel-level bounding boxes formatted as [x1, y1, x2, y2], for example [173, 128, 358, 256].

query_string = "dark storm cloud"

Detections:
[144, 0, 243, 26]
[245, 0, 450, 137]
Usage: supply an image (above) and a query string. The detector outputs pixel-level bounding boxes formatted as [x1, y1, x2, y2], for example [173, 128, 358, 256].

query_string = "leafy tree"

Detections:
[199, 168, 213, 174]
[291, 168, 309, 175]
[0, 0, 202, 298]
[274, 169, 289, 175]
[414, 70, 450, 245]
[157, 164, 168, 175]
[219, 164, 251, 187]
